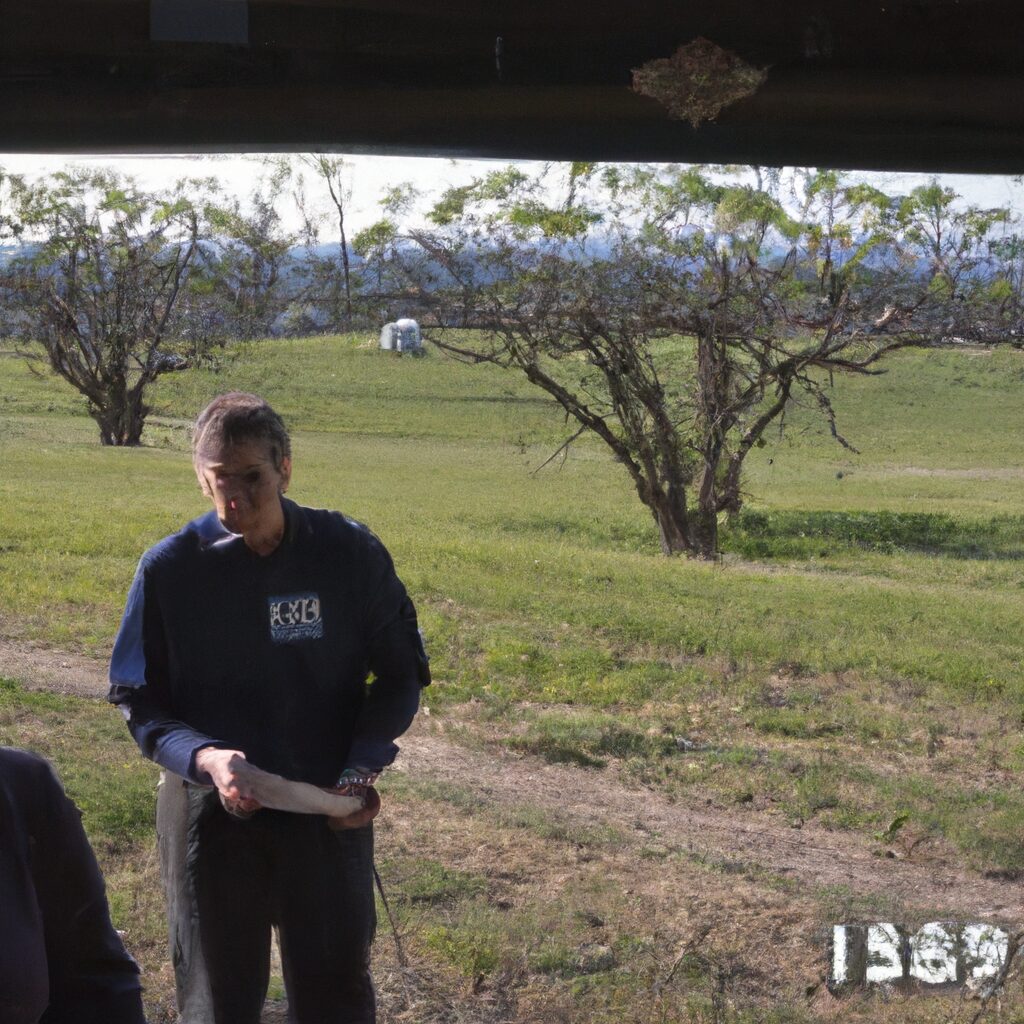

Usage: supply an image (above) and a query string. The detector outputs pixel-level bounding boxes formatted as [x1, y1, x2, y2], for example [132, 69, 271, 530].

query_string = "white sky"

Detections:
[1, 152, 1021, 236]
[0, 153, 531, 236]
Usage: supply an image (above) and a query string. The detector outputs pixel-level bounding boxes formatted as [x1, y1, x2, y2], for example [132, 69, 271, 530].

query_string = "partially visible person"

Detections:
[0, 746, 147, 1024]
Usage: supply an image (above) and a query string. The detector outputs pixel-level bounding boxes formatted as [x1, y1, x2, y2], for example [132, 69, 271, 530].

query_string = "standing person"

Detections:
[108, 392, 430, 1024]
[0, 746, 147, 1024]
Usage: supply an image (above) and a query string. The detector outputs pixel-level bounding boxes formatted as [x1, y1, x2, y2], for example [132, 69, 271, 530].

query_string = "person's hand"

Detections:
[326, 784, 380, 831]
[326, 767, 380, 829]
[195, 747, 262, 817]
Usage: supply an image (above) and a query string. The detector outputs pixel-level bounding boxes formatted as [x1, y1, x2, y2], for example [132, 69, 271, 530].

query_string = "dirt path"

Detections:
[0, 638, 109, 695]
[400, 728, 1024, 922]
[3, 639, 1020, 926]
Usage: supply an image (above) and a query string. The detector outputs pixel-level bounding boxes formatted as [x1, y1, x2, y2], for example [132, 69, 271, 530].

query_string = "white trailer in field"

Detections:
[379, 318, 424, 355]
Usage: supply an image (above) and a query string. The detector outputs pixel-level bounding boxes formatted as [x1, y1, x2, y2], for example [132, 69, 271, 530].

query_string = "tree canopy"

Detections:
[392, 164, 1010, 557]
[4, 169, 215, 445]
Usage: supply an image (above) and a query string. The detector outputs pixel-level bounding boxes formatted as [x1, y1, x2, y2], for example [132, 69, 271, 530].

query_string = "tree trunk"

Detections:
[691, 327, 728, 559]
[339, 221, 352, 323]
[91, 391, 148, 446]
[654, 504, 688, 555]
[687, 507, 719, 560]
[647, 491, 717, 559]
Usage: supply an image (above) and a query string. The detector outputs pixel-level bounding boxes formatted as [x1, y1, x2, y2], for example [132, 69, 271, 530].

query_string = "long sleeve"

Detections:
[11, 752, 147, 1024]
[108, 558, 227, 783]
[344, 537, 430, 773]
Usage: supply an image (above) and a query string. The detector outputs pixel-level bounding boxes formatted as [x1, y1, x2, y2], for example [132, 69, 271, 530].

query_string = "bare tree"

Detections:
[6, 169, 212, 445]
[0, 165, 21, 242]
[268, 154, 356, 331]
[205, 164, 297, 340]
[302, 155, 354, 323]
[397, 164, 986, 558]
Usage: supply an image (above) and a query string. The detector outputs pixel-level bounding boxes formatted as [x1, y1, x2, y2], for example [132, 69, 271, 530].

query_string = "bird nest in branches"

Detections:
[632, 37, 767, 128]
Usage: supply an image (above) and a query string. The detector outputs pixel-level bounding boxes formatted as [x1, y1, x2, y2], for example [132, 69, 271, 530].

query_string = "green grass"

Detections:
[5, 341, 1024, 704]
[0, 678, 159, 851]
[385, 856, 489, 906]
[504, 709, 680, 768]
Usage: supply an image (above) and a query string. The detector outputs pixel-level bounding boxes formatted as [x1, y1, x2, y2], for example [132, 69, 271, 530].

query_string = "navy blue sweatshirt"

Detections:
[0, 748, 146, 1024]
[108, 499, 430, 787]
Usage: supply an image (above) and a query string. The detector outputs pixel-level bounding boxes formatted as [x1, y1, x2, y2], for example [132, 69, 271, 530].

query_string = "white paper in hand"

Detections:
[229, 756, 364, 817]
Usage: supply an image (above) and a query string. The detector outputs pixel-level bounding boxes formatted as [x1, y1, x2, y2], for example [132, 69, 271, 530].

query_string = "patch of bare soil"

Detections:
[0, 637, 109, 696]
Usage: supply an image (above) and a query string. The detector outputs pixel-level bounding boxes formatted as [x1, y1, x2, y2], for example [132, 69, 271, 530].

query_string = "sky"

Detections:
[0, 153, 519, 236]
[1, 153, 1021, 237]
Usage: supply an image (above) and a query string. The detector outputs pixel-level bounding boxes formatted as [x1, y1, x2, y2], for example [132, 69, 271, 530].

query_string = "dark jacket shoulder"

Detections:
[0, 747, 62, 810]
[290, 503, 394, 565]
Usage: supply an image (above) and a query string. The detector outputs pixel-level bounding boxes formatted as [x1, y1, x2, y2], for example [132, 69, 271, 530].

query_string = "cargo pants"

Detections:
[156, 772, 376, 1024]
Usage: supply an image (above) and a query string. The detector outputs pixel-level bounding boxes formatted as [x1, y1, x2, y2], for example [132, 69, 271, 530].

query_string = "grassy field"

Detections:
[2, 335, 1024, 1021]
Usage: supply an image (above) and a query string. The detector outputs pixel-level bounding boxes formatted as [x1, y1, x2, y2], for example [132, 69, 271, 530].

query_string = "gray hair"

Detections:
[192, 393, 292, 470]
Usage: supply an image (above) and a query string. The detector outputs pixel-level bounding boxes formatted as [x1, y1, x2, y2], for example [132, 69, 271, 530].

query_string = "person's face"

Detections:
[194, 439, 292, 536]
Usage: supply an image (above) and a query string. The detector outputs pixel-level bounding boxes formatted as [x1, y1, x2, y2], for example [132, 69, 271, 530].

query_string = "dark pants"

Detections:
[157, 775, 376, 1024]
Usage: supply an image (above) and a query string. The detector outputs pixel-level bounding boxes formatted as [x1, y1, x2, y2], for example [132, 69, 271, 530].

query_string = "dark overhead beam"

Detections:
[2, 0, 1023, 172]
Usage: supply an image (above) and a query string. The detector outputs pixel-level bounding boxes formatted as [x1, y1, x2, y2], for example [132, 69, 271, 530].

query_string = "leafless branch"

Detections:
[531, 424, 589, 474]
